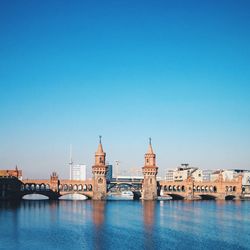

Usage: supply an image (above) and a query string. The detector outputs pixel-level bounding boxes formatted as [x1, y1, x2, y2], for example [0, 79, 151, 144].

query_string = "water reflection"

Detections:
[0, 200, 250, 250]
[92, 201, 106, 250]
[143, 201, 156, 250]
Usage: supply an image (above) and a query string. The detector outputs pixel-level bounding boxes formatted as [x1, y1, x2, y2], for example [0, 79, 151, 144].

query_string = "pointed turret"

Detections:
[144, 138, 156, 167]
[147, 137, 154, 154]
[94, 136, 106, 166]
[96, 135, 104, 154]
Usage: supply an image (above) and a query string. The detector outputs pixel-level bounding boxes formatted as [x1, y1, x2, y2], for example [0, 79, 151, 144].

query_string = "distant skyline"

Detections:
[0, 0, 250, 178]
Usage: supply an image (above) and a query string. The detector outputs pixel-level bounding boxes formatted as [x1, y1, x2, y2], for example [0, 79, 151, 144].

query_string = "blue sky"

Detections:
[0, 0, 250, 178]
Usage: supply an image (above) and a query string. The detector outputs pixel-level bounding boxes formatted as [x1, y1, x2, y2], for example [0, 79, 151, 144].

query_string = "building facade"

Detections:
[165, 166, 213, 182]
[0, 167, 22, 180]
[70, 164, 86, 181]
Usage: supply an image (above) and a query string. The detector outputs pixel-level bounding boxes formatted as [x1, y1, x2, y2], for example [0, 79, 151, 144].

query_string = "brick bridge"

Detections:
[21, 172, 94, 199]
[159, 173, 242, 200]
[0, 138, 244, 201]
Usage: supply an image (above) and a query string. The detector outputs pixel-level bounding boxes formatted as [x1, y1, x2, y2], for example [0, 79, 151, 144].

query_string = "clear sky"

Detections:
[0, 0, 250, 179]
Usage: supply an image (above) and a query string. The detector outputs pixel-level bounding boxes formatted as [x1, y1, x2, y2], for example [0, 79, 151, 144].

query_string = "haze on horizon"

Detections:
[0, 0, 250, 179]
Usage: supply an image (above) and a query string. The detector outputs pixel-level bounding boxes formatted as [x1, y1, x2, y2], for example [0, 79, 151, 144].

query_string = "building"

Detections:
[165, 170, 174, 181]
[202, 170, 213, 181]
[210, 169, 243, 182]
[242, 172, 250, 194]
[106, 165, 113, 182]
[70, 164, 86, 181]
[165, 165, 213, 182]
[0, 167, 22, 180]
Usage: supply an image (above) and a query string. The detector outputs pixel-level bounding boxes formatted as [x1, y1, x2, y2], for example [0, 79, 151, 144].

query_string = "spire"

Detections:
[96, 135, 104, 154]
[147, 137, 154, 154]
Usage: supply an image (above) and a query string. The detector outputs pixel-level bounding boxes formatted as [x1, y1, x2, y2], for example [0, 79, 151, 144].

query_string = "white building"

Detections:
[70, 164, 86, 181]
[165, 165, 213, 182]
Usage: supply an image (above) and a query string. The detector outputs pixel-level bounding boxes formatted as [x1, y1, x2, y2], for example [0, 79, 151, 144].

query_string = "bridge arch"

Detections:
[88, 184, 92, 191]
[225, 195, 236, 200]
[167, 193, 185, 200]
[59, 193, 90, 200]
[199, 194, 216, 200]
[73, 184, 78, 191]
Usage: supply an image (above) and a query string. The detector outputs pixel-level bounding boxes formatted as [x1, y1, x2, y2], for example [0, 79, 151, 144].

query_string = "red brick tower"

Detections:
[92, 136, 108, 200]
[142, 138, 158, 200]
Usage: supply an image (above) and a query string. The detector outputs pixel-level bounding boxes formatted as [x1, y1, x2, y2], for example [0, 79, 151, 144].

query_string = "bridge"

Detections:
[159, 173, 242, 200]
[21, 172, 94, 200]
[0, 138, 245, 201]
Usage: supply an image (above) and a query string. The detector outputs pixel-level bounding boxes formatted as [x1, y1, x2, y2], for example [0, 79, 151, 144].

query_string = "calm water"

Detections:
[0, 200, 250, 250]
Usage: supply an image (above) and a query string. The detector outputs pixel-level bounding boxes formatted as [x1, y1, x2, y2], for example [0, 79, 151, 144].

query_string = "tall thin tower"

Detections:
[69, 144, 73, 180]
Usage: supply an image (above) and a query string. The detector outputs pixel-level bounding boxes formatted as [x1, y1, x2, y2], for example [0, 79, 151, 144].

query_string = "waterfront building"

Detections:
[165, 166, 212, 182]
[0, 166, 22, 181]
[165, 170, 174, 181]
[202, 169, 213, 181]
[70, 164, 86, 181]
[242, 172, 250, 194]
[210, 169, 244, 181]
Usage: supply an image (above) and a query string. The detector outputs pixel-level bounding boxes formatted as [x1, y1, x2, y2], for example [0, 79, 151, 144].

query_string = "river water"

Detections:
[0, 200, 250, 250]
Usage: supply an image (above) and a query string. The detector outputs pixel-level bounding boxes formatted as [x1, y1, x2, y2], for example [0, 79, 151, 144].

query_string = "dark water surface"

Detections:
[0, 200, 250, 250]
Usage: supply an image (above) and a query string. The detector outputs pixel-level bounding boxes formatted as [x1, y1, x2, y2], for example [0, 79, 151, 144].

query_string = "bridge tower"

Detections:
[142, 138, 158, 200]
[92, 136, 108, 200]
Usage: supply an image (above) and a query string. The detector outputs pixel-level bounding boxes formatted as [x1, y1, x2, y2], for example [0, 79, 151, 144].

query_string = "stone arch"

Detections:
[88, 184, 92, 191]
[169, 185, 172, 191]
[181, 185, 185, 192]
[209, 186, 214, 192]
[205, 186, 209, 192]
[31, 184, 35, 191]
[233, 186, 236, 192]
[201, 186, 205, 192]
[167, 194, 185, 200]
[164, 185, 167, 191]
[41, 184, 45, 190]
[173, 185, 176, 191]
[225, 195, 236, 200]
[73, 184, 78, 191]
[199, 194, 216, 200]
[63, 184, 68, 191]
[36, 184, 40, 191]
[69, 184, 73, 191]
[45, 184, 50, 190]
[78, 184, 83, 191]
[25, 184, 30, 190]
[197, 186, 200, 192]
[214, 186, 217, 192]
